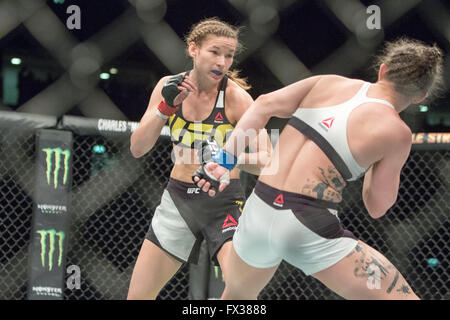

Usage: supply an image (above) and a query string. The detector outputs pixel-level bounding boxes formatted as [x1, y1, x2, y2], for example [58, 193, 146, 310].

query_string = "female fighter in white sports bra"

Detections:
[194, 38, 443, 300]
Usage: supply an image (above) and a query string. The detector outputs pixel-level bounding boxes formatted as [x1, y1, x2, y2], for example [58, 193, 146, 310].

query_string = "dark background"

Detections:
[0, 0, 448, 132]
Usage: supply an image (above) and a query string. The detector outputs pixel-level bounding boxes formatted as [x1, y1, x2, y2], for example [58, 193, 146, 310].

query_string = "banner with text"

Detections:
[27, 129, 73, 300]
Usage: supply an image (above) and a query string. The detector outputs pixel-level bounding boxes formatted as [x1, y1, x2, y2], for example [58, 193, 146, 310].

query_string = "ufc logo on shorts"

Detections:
[187, 187, 200, 194]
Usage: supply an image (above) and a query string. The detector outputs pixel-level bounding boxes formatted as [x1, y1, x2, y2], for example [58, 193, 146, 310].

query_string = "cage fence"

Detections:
[0, 113, 448, 300]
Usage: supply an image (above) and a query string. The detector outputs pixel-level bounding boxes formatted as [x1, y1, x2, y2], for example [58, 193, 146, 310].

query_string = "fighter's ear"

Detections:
[378, 63, 389, 81]
[188, 42, 198, 58]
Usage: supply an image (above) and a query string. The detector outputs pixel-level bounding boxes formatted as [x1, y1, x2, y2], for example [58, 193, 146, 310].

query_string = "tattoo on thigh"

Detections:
[352, 244, 392, 281]
[386, 272, 413, 295]
[397, 284, 412, 295]
[351, 244, 413, 295]
[386, 271, 399, 294]
[386, 270, 412, 294]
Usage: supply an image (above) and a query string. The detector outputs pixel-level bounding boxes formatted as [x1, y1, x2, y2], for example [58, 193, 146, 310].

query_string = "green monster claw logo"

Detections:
[36, 229, 65, 271]
[42, 148, 71, 189]
[214, 266, 225, 282]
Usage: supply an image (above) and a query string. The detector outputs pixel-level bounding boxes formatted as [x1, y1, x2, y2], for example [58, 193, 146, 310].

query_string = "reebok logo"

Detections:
[214, 112, 224, 123]
[273, 193, 284, 207]
[222, 214, 238, 233]
[319, 117, 335, 131]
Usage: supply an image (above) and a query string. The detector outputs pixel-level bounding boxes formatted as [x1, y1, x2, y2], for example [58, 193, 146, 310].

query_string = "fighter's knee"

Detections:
[127, 288, 158, 300]
[223, 274, 261, 299]
[126, 292, 140, 300]
[221, 284, 258, 300]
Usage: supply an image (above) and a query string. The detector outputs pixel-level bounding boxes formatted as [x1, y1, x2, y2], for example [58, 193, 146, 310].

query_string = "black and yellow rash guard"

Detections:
[168, 74, 234, 149]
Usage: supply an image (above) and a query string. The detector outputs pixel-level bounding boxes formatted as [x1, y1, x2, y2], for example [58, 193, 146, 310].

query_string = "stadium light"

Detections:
[93, 145, 106, 154]
[10, 57, 22, 65]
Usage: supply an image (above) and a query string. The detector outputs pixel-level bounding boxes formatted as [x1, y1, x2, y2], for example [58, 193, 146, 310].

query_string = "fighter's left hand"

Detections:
[193, 162, 230, 197]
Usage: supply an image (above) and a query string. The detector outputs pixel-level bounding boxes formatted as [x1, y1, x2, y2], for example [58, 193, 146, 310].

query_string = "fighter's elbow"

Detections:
[254, 94, 275, 115]
[365, 198, 395, 219]
[130, 136, 146, 158]
[255, 93, 272, 106]
[130, 145, 144, 158]
[255, 92, 294, 118]
[367, 208, 387, 219]
[363, 186, 398, 219]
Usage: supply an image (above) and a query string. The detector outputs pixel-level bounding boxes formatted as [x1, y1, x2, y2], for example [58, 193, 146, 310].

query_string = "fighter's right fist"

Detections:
[161, 74, 185, 107]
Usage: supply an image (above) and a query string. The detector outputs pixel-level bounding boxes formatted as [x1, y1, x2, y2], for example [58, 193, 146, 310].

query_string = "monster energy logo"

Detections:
[36, 229, 65, 271]
[214, 266, 225, 282]
[42, 148, 71, 189]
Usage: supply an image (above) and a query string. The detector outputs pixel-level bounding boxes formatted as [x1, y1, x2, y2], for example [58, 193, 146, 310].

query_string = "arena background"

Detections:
[0, 0, 448, 300]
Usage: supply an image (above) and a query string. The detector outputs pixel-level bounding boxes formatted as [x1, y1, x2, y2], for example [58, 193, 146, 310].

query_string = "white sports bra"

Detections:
[288, 82, 395, 181]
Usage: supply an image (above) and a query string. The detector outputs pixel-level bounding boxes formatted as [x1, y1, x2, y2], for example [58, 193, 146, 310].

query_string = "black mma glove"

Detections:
[162, 74, 185, 107]
[192, 139, 231, 194]
[156, 74, 185, 119]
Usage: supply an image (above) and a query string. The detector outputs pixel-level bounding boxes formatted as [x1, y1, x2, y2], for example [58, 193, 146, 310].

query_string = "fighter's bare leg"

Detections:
[312, 240, 419, 300]
[219, 241, 279, 300]
[127, 239, 182, 300]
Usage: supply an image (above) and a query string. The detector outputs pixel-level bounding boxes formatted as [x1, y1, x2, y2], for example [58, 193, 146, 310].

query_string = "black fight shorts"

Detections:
[145, 178, 245, 265]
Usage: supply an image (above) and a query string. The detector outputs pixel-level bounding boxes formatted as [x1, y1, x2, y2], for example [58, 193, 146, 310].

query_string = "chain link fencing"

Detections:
[0, 112, 448, 300]
[63, 133, 189, 300]
[0, 112, 57, 299]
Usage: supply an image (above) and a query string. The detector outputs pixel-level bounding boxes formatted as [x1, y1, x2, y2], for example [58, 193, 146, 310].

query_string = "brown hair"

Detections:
[375, 37, 443, 99]
[185, 17, 251, 90]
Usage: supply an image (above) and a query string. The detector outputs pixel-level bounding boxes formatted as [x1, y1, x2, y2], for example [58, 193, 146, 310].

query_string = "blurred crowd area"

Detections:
[0, 0, 448, 130]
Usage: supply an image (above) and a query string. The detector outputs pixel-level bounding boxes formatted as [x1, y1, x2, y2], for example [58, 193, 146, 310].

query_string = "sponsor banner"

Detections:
[412, 132, 450, 144]
[60, 115, 170, 137]
[207, 265, 225, 300]
[30, 286, 63, 298]
[36, 204, 68, 215]
[28, 130, 73, 300]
